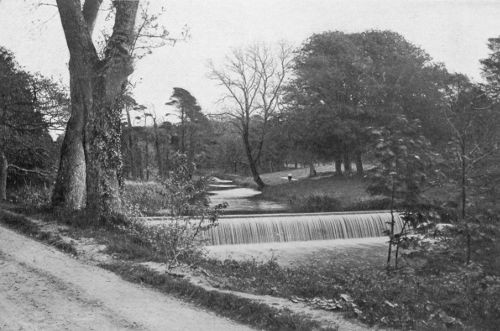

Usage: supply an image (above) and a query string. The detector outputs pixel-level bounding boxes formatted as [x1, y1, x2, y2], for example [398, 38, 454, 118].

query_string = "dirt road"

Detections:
[0, 224, 254, 331]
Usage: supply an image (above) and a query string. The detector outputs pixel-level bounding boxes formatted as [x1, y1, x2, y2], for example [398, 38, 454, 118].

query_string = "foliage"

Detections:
[7, 184, 52, 209]
[165, 88, 212, 175]
[434, 72, 500, 264]
[480, 36, 500, 101]
[198, 250, 500, 330]
[121, 181, 167, 216]
[0, 47, 67, 199]
[121, 153, 226, 266]
[284, 30, 448, 175]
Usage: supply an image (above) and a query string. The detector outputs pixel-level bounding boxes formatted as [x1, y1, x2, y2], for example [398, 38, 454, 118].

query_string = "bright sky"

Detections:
[0, 0, 499, 120]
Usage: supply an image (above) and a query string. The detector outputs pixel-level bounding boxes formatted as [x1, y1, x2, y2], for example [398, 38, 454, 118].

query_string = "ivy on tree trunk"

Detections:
[53, 0, 139, 219]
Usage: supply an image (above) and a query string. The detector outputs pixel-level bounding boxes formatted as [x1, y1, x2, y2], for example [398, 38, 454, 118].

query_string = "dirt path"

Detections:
[0, 225, 254, 331]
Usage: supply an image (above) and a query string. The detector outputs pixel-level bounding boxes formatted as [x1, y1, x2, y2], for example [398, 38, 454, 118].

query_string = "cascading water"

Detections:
[200, 210, 403, 245]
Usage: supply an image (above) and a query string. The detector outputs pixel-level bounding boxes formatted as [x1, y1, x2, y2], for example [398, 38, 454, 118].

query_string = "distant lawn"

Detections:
[213, 164, 386, 212]
[259, 173, 381, 211]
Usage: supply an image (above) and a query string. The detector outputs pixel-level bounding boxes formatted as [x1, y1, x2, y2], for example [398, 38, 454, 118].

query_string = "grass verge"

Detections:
[0, 208, 77, 255]
[102, 262, 336, 331]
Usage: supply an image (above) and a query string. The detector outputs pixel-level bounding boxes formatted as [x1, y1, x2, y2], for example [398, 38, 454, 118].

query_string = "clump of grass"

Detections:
[6, 184, 52, 212]
[0, 209, 77, 255]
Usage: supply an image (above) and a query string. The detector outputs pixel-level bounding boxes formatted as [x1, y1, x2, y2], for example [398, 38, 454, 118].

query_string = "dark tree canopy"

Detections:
[0, 47, 67, 200]
[284, 30, 448, 175]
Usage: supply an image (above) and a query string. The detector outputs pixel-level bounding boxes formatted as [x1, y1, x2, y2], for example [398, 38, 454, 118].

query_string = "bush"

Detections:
[7, 184, 52, 209]
[122, 181, 168, 216]
[118, 217, 217, 266]
[119, 154, 227, 267]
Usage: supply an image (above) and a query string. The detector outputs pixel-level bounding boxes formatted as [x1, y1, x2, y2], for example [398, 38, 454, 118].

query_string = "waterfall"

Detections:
[201, 211, 403, 245]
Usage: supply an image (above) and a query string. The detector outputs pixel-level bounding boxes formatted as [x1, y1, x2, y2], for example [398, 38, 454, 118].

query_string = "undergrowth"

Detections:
[196, 254, 500, 330]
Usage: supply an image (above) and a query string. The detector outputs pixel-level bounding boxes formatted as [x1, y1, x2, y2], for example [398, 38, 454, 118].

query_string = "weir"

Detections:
[200, 210, 403, 245]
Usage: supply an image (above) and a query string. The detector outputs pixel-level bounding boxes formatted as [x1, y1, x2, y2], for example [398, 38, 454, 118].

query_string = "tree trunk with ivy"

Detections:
[53, 0, 139, 219]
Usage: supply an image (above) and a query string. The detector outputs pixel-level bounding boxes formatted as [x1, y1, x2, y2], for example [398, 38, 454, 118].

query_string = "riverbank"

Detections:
[212, 167, 387, 213]
[1, 202, 496, 330]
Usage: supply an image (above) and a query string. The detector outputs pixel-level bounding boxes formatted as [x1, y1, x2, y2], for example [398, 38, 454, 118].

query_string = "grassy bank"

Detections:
[0, 207, 77, 255]
[255, 173, 393, 213]
[197, 247, 499, 330]
[212, 166, 386, 213]
[260, 175, 370, 206]
[102, 262, 334, 331]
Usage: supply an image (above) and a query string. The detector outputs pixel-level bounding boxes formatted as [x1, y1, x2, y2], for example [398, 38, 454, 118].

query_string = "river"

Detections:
[208, 177, 287, 213]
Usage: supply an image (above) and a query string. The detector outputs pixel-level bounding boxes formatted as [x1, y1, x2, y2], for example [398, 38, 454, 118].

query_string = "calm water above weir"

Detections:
[208, 177, 286, 213]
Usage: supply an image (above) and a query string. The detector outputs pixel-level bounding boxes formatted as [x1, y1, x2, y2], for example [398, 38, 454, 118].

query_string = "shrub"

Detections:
[119, 153, 227, 267]
[7, 184, 52, 209]
[122, 181, 167, 216]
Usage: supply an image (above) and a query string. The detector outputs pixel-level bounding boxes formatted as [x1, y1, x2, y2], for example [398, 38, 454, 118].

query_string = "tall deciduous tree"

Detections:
[52, 0, 139, 220]
[209, 43, 293, 189]
[440, 74, 500, 264]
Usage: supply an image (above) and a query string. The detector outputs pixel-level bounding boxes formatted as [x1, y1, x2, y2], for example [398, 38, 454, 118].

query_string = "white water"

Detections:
[200, 211, 403, 245]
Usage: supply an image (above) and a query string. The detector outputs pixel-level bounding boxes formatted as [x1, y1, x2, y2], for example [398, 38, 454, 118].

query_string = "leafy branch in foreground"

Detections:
[122, 153, 226, 267]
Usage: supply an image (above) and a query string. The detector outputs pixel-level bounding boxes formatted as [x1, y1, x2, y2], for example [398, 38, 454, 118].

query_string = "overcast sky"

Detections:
[1, 0, 499, 121]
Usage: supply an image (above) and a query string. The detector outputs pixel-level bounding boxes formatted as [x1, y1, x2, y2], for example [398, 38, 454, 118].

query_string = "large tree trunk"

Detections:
[86, 1, 139, 217]
[54, 0, 139, 219]
[84, 75, 126, 217]
[0, 151, 7, 201]
[52, 0, 98, 210]
[242, 129, 265, 189]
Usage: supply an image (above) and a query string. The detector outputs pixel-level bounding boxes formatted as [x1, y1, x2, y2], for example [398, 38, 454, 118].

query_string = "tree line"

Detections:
[1, 1, 498, 228]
